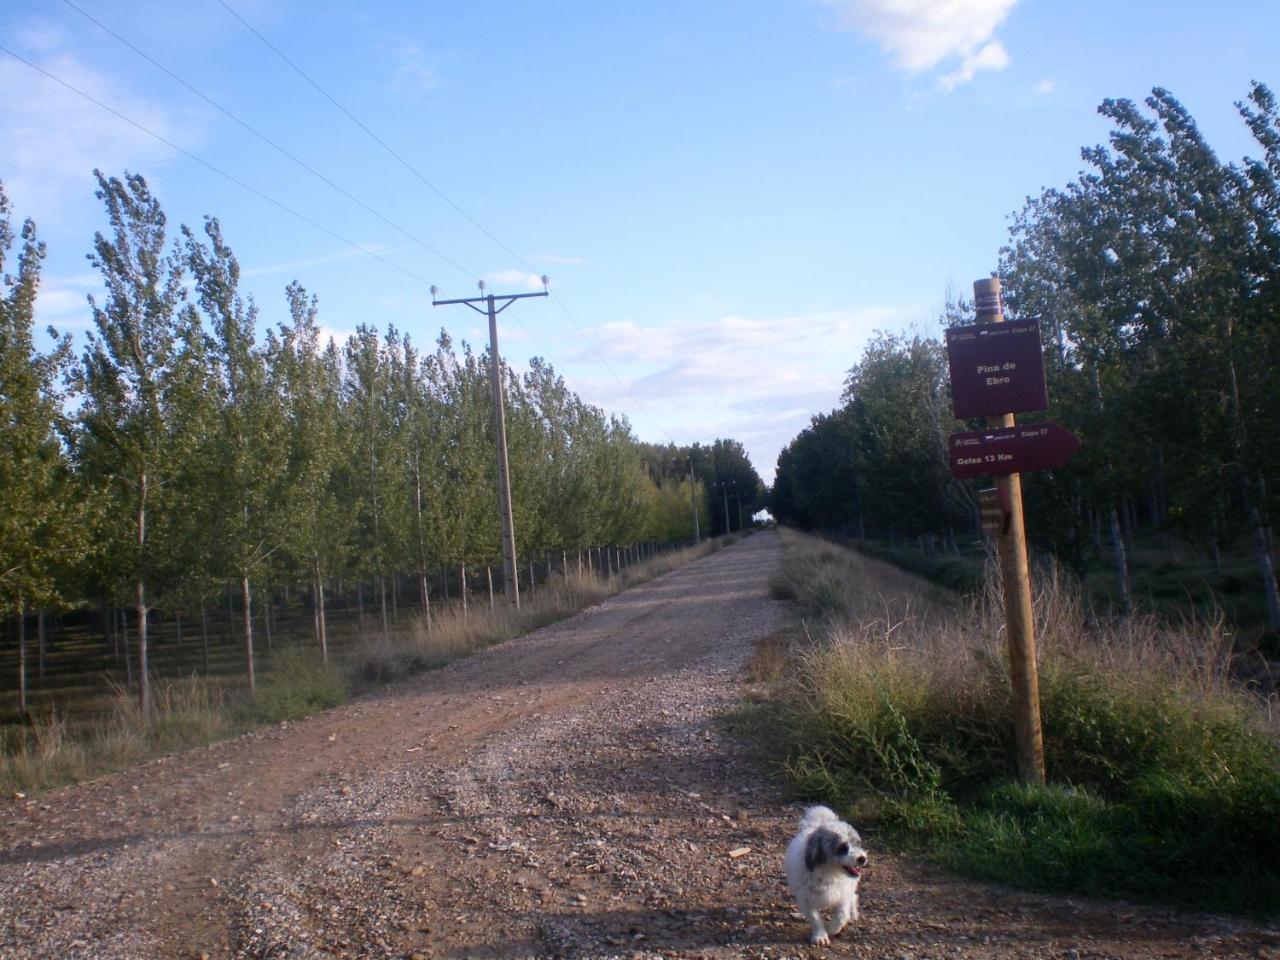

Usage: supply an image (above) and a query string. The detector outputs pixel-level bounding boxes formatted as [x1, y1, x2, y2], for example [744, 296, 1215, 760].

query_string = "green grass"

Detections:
[749, 528, 1280, 916]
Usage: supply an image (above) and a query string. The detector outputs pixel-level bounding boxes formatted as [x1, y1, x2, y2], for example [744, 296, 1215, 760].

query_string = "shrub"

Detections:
[761, 529, 1280, 915]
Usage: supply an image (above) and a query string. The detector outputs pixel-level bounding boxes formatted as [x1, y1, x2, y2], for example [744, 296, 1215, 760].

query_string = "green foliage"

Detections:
[771, 81, 1280, 633]
[761, 530, 1280, 915]
[2, 168, 763, 696]
[0, 184, 81, 623]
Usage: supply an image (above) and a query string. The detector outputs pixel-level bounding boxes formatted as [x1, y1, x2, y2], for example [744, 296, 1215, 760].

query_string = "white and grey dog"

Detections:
[784, 805, 868, 945]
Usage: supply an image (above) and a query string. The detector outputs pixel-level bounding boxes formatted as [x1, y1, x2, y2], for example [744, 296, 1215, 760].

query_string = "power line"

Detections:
[215, 0, 538, 279]
[60, 0, 478, 282]
[213, 0, 650, 434]
[0, 43, 437, 290]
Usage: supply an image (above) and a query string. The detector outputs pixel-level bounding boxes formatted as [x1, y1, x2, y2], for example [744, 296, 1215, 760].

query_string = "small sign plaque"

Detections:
[949, 422, 1081, 480]
[978, 486, 1011, 536]
[946, 319, 1048, 419]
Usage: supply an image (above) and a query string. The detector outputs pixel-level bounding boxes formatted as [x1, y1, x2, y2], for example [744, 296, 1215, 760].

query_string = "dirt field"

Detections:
[2, 531, 1278, 958]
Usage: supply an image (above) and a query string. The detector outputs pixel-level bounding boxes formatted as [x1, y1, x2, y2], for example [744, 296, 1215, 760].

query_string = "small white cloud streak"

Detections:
[1034, 78, 1055, 95]
[823, 0, 1017, 90]
[241, 245, 382, 279]
[483, 270, 546, 291]
[388, 44, 440, 100]
[0, 43, 195, 216]
[33, 273, 101, 332]
[559, 305, 917, 479]
[938, 39, 1010, 92]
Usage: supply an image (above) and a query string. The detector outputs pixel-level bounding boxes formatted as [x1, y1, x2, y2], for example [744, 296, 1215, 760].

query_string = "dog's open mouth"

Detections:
[843, 865, 862, 878]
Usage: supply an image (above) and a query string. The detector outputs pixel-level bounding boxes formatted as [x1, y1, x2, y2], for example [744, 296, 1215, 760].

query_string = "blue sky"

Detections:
[3, 0, 1277, 480]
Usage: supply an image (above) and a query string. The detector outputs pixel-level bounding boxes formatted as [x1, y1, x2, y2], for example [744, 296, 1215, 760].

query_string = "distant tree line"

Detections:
[0, 171, 765, 713]
[770, 83, 1280, 631]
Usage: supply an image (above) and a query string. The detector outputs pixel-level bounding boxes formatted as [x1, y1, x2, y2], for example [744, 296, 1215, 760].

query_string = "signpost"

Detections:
[942, 277, 1083, 787]
[949, 422, 1082, 480]
[946, 319, 1048, 419]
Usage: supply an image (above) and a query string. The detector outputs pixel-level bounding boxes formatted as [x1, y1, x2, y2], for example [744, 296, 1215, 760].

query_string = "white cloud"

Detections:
[389, 45, 440, 100]
[0, 40, 196, 217]
[33, 272, 100, 333]
[559, 304, 917, 479]
[241, 245, 384, 279]
[483, 270, 547, 291]
[938, 39, 1010, 92]
[823, 0, 1018, 90]
[1034, 78, 1055, 95]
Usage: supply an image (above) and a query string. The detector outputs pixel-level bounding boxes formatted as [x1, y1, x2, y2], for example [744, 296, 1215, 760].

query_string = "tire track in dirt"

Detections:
[4, 532, 1278, 959]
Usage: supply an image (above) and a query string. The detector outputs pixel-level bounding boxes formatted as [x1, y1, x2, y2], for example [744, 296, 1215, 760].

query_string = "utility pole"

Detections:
[688, 457, 701, 544]
[975, 276, 1045, 785]
[432, 277, 549, 608]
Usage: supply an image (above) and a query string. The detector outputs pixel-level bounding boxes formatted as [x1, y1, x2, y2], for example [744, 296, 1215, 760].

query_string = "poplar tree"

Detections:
[185, 217, 286, 690]
[269, 282, 346, 658]
[78, 171, 186, 714]
[0, 185, 78, 715]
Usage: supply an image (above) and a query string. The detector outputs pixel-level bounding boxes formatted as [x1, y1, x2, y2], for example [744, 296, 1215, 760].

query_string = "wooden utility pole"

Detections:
[974, 277, 1045, 785]
[433, 279, 548, 607]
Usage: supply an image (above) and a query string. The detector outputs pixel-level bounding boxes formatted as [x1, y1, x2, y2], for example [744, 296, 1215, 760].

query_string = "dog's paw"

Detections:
[807, 930, 830, 946]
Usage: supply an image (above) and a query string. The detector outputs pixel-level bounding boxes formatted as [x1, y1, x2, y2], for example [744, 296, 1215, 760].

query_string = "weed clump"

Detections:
[763, 529, 1280, 916]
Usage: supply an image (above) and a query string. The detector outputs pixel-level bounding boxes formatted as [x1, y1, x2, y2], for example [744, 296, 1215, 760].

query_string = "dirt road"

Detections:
[3, 532, 1277, 958]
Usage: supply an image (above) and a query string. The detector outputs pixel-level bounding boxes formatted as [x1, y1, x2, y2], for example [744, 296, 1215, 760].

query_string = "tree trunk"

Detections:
[419, 568, 431, 633]
[1108, 503, 1132, 615]
[313, 562, 329, 661]
[175, 612, 183, 673]
[379, 575, 389, 640]
[122, 608, 133, 691]
[1246, 486, 1280, 631]
[17, 597, 27, 718]
[242, 574, 255, 694]
[461, 563, 468, 619]
[201, 601, 210, 675]
[136, 468, 150, 715]
[105, 602, 116, 659]
[37, 608, 46, 683]
[262, 586, 273, 656]
[487, 566, 494, 610]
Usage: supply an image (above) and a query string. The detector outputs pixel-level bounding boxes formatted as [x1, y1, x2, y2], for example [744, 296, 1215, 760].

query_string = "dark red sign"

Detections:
[946, 319, 1048, 419]
[949, 422, 1081, 480]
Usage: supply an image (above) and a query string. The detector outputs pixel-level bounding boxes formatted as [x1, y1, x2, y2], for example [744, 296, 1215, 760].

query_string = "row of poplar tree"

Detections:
[0, 171, 764, 713]
[771, 83, 1280, 632]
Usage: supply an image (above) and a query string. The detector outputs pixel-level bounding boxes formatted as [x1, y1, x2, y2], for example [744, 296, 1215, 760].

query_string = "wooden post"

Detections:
[976, 276, 1045, 785]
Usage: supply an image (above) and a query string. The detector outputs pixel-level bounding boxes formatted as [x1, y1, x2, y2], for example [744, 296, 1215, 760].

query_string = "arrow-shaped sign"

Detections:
[949, 422, 1081, 480]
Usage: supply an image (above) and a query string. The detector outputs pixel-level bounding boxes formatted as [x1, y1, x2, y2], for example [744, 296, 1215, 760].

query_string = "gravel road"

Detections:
[3, 531, 1278, 959]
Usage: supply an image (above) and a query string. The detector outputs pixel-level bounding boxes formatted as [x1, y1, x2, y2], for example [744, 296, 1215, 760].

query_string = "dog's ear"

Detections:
[804, 829, 832, 871]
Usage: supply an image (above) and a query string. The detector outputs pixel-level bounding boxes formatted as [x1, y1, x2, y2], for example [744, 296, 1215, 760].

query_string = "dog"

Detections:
[784, 804, 868, 945]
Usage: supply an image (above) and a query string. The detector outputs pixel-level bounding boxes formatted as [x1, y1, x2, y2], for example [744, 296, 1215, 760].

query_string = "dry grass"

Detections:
[0, 674, 227, 797]
[761, 528, 1280, 914]
[1, 535, 743, 799]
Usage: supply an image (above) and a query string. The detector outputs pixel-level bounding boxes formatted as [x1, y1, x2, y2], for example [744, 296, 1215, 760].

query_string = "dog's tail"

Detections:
[798, 805, 840, 831]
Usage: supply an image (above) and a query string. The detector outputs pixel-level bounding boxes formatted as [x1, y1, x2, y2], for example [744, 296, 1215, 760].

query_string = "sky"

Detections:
[2, 0, 1278, 482]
